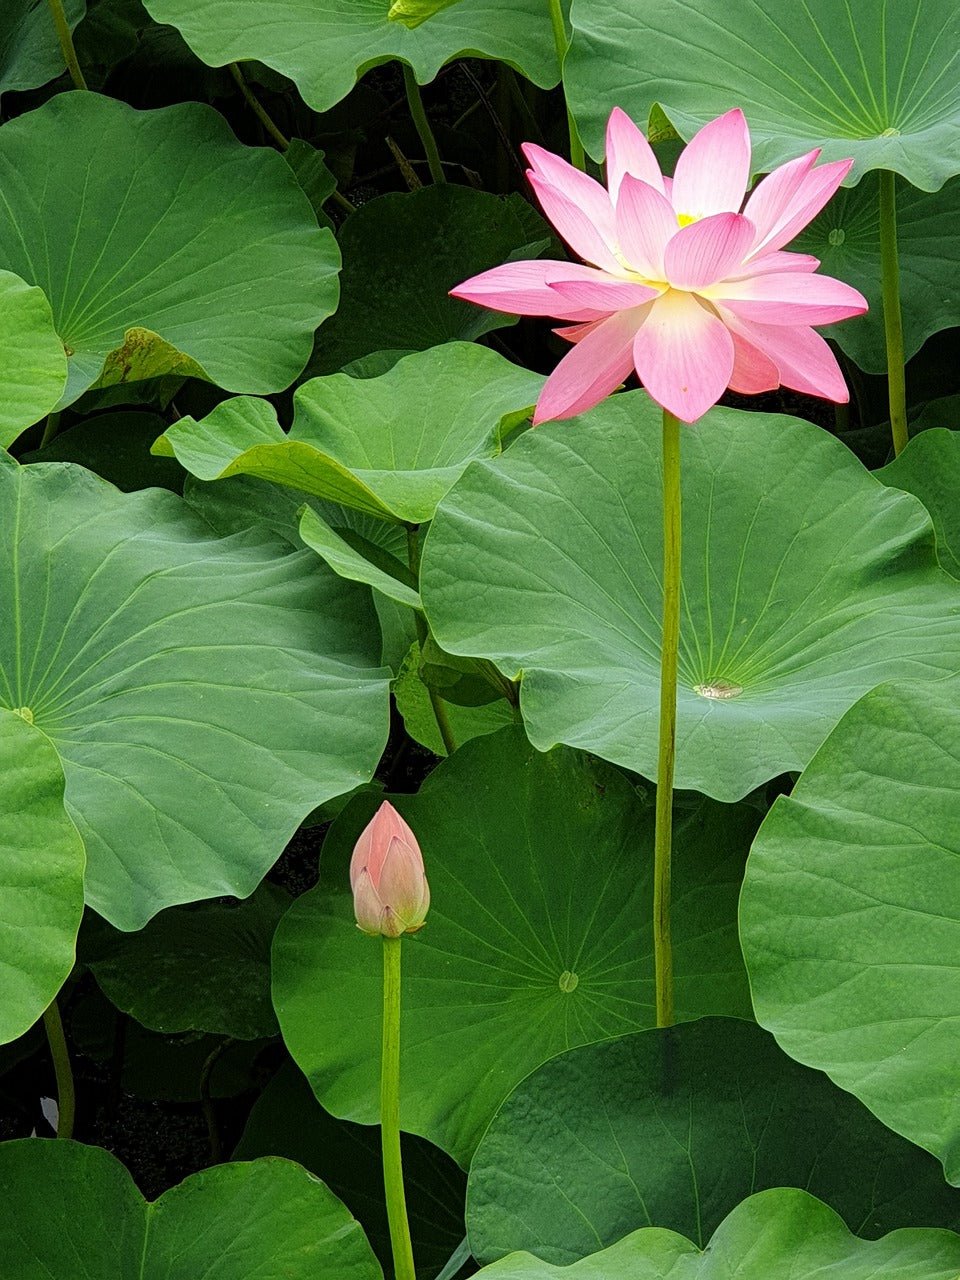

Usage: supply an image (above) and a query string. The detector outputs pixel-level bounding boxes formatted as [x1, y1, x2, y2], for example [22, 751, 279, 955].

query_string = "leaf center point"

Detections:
[694, 680, 743, 700]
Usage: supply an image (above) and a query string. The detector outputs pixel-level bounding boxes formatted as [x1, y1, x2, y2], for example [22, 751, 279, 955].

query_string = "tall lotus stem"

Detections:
[46, 0, 87, 91]
[381, 936, 416, 1280]
[546, 0, 585, 170]
[654, 408, 681, 1028]
[878, 170, 908, 456]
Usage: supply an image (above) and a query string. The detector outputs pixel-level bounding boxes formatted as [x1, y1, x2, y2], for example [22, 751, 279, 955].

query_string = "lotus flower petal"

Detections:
[615, 175, 678, 277]
[671, 108, 752, 220]
[663, 212, 756, 290]
[632, 292, 735, 423]
[605, 106, 666, 200]
[533, 307, 644, 424]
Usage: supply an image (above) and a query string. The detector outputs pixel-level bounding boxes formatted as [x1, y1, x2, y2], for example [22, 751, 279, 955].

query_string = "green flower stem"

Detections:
[402, 64, 446, 184]
[46, 0, 87, 90]
[381, 936, 416, 1280]
[229, 63, 290, 152]
[407, 526, 458, 756]
[879, 169, 908, 457]
[546, 0, 586, 170]
[42, 997, 75, 1139]
[654, 408, 681, 1029]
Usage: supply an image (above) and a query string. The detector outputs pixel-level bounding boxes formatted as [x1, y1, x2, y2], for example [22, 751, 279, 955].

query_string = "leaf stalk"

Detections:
[546, 0, 585, 170]
[879, 169, 908, 456]
[402, 64, 446, 184]
[46, 0, 88, 91]
[42, 997, 75, 1139]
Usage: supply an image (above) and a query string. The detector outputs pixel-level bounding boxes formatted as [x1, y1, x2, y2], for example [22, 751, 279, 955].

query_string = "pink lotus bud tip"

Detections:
[350, 801, 430, 938]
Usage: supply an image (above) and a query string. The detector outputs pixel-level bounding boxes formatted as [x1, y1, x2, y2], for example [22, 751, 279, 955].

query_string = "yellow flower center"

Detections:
[677, 212, 699, 228]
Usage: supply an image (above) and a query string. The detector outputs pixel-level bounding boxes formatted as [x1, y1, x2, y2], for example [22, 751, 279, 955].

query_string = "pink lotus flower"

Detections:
[350, 800, 430, 938]
[451, 108, 868, 424]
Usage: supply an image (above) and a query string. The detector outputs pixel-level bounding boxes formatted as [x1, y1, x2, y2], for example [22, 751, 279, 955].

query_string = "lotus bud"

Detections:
[350, 800, 430, 938]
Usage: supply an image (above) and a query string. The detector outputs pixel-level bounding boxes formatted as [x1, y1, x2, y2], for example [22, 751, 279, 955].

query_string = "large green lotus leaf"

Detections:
[793, 175, 960, 372]
[471, 1188, 960, 1280]
[0, 451, 389, 932]
[0, 92, 338, 408]
[182, 474, 418, 670]
[236, 1061, 466, 1280]
[157, 343, 543, 524]
[142, 0, 558, 113]
[566, 0, 960, 190]
[0, 1139, 382, 1278]
[0, 0, 85, 97]
[309, 187, 551, 375]
[0, 269, 68, 448]
[421, 394, 960, 802]
[467, 1017, 960, 1266]
[878, 428, 960, 579]
[0, 710, 84, 1043]
[84, 882, 290, 1040]
[741, 675, 960, 1184]
[273, 726, 756, 1166]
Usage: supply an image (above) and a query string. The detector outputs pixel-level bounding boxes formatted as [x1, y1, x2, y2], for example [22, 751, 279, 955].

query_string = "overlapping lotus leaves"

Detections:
[794, 175, 960, 372]
[182, 474, 418, 670]
[0, 0, 84, 97]
[84, 883, 290, 1040]
[142, 0, 559, 113]
[273, 727, 756, 1166]
[467, 1017, 960, 1266]
[0, 92, 338, 407]
[156, 343, 543, 524]
[0, 711, 84, 1043]
[393, 641, 517, 756]
[236, 1061, 467, 1279]
[0, 1140, 383, 1278]
[0, 452, 389, 932]
[299, 507, 422, 609]
[24, 411, 184, 494]
[421, 393, 960, 801]
[0, 269, 68, 447]
[741, 676, 960, 1184]
[470, 1188, 960, 1280]
[879, 428, 960, 579]
[566, 0, 960, 189]
[309, 187, 552, 375]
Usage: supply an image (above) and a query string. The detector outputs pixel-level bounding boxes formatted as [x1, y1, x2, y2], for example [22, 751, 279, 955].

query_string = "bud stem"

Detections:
[381, 935, 417, 1280]
[653, 408, 681, 1029]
